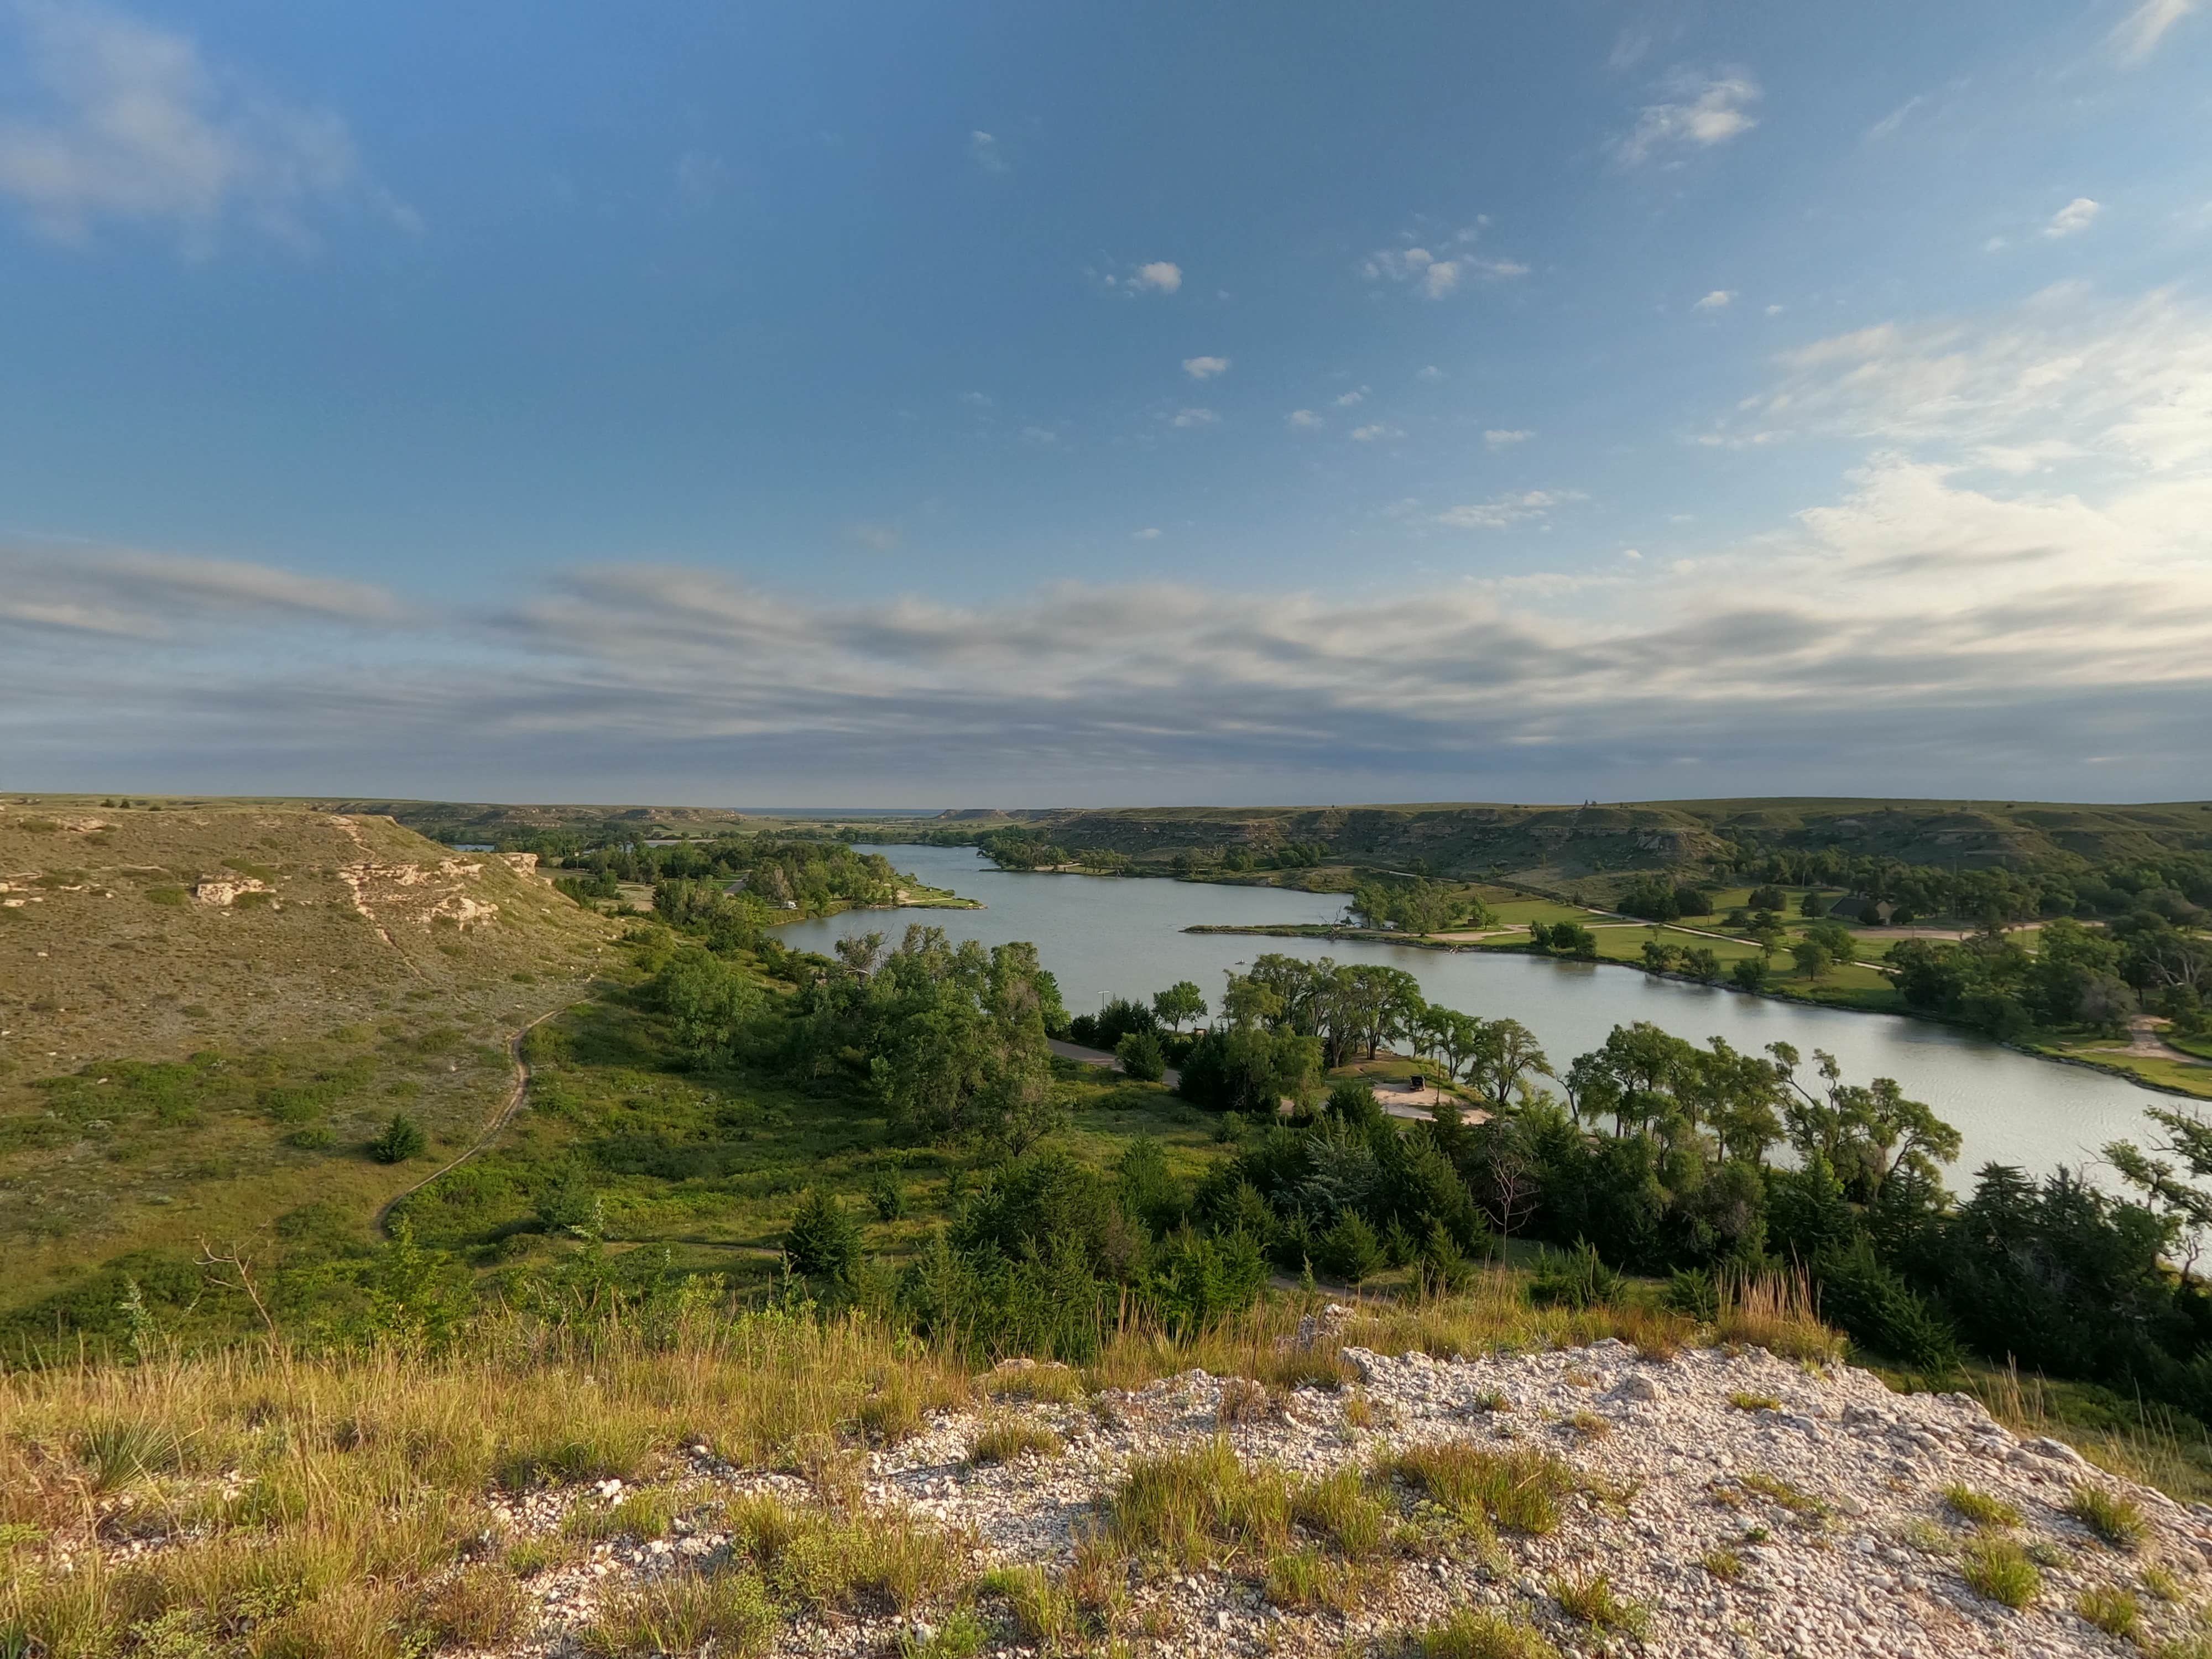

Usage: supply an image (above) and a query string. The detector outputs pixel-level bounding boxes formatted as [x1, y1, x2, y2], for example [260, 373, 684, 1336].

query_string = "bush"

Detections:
[1731, 957, 1769, 993]
[1316, 1211, 1384, 1282]
[784, 1187, 862, 1283]
[1530, 1241, 1622, 1310]
[368, 1113, 426, 1164]
[1116, 1029, 1167, 1082]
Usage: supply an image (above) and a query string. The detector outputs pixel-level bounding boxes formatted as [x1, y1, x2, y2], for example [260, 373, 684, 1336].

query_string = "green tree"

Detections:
[784, 1186, 862, 1282]
[1116, 1029, 1167, 1082]
[1792, 939, 1834, 982]
[1151, 980, 1208, 1032]
[1731, 956, 1770, 993]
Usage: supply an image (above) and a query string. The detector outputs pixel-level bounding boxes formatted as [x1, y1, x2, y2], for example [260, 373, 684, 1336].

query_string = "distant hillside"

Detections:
[953, 798, 2212, 887]
[0, 800, 615, 1313]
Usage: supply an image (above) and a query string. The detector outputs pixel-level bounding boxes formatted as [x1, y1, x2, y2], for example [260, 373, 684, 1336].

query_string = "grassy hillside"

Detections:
[0, 799, 615, 1315]
[966, 798, 2212, 888]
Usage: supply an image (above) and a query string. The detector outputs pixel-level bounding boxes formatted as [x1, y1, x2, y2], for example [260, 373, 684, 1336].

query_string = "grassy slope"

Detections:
[396, 978, 1224, 1295]
[0, 800, 615, 1313]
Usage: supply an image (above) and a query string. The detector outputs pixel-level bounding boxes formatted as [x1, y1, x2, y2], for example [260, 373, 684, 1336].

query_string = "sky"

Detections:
[2, 0, 2209, 808]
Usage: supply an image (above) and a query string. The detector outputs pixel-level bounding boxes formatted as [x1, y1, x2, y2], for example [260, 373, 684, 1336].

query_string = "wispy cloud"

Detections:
[0, 539, 403, 637]
[1865, 96, 1923, 142]
[966, 129, 1008, 174]
[1613, 70, 1761, 166]
[1693, 289, 1736, 311]
[1484, 429, 1533, 448]
[1350, 423, 1404, 443]
[1131, 260, 1181, 294]
[0, 0, 410, 252]
[2112, 0, 2197, 62]
[1182, 355, 1230, 380]
[1434, 490, 1574, 529]
[1167, 406, 1218, 429]
[2043, 197, 2101, 238]
[1286, 409, 1322, 430]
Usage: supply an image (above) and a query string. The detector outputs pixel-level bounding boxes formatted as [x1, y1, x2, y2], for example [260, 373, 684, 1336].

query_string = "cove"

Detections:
[776, 844, 2177, 1181]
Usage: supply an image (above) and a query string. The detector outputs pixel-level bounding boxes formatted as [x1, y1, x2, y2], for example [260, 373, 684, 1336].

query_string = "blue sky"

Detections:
[3, 0, 2209, 806]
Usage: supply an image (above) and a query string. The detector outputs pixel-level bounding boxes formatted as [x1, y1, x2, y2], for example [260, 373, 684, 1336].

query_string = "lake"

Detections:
[778, 844, 2177, 1181]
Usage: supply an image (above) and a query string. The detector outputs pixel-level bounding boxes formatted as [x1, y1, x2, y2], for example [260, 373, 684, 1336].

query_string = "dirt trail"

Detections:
[375, 995, 585, 1235]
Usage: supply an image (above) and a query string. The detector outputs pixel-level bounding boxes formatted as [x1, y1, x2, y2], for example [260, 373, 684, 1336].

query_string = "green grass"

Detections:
[2077, 1584, 2141, 1639]
[1960, 1536, 2042, 1608]
[2067, 1484, 2150, 1549]
[1547, 1569, 1647, 1635]
[1415, 1609, 1563, 1658]
[1942, 1485, 2023, 1530]
[1385, 1441, 1577, 1537]
[966, 1418, 1065, 1465]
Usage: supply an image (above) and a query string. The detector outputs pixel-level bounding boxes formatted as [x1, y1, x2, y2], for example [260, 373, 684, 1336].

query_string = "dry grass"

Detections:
[583, 1568, 778, 1658]
[967, 1417, 1065, 1466]
[1385, 1441, 1577, 1537]
[1966, 1362, 2212, 1505]
[1714, 1271, 1845, 1365]
[0, 1313, 972, 1653]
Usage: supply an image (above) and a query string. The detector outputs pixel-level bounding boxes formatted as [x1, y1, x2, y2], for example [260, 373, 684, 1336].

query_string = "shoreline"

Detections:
[1184, 922, 2212, 1104]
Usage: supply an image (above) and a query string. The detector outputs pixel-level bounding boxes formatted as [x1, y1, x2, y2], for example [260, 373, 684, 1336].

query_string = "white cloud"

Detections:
[1765, 304, 1785, 316]
[1167, 406, 1218, 429]
[1286, 409, 1322, 430]
[1693, 289, 1736, 311]
[1182, 355, 1230, 380]
[1133, 260, 1182, 294]
[959, 390, 994, 409]
[1363, 237, 1524, 299]
[1334, 388, 1368, 408]
[0, 0, 404, 251]
[849, 523, 901, 553]
[1132, 527, 1161, 540]
[1744, 288, 2212, 475]
[966, 130, 1008, 173]
[1434, 490, 1572, 529]
[2112, 0, 2197, 61]
[1613, 71, 1761, 166]
[1484, 429, 1533, 448]
[1350, 424, 1404, 443]
[1417, 365, 1444, 382]
[2043, 197, 2102, 238]
[1019, 425, 1058, 445]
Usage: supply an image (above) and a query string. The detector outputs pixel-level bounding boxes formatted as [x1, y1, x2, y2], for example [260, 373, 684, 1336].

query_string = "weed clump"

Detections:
[1940, 1484, 2021, 1530]
[1386, 1441, 1575, 1536]
[1960, 1536, 2042, 1608]
[2067, 1484, 2149, 1550]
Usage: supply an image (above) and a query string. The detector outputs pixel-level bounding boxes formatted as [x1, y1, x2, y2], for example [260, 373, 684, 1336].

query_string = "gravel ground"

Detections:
[486, 1328, 2212, 1657]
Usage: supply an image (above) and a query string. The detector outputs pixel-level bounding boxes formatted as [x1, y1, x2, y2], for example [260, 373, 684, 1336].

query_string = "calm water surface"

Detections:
[778, 844, 2177, 1181]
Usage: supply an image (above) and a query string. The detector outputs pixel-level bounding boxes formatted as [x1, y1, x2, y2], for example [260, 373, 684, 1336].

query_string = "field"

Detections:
[392, 987, 1222, 1296]
[0, 800, 614, 1318]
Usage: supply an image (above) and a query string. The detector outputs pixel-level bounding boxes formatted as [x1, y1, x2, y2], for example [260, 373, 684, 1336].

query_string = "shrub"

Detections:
[368, 1113, 426, 1164]
[1529, 1242, 1621, 1310]
[1547, 1571, 1647, 1635]
[1115, 1029, 1167, 1082]
[1316, 1211, 1385, 1283]
[784, 1187, 862, 1284]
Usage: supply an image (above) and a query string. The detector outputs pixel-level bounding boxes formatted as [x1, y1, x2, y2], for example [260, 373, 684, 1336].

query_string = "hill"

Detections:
[0, 799, 615, 1315]
[2, 1290, 2202, 1658]
[945, 797, 2212, 889]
